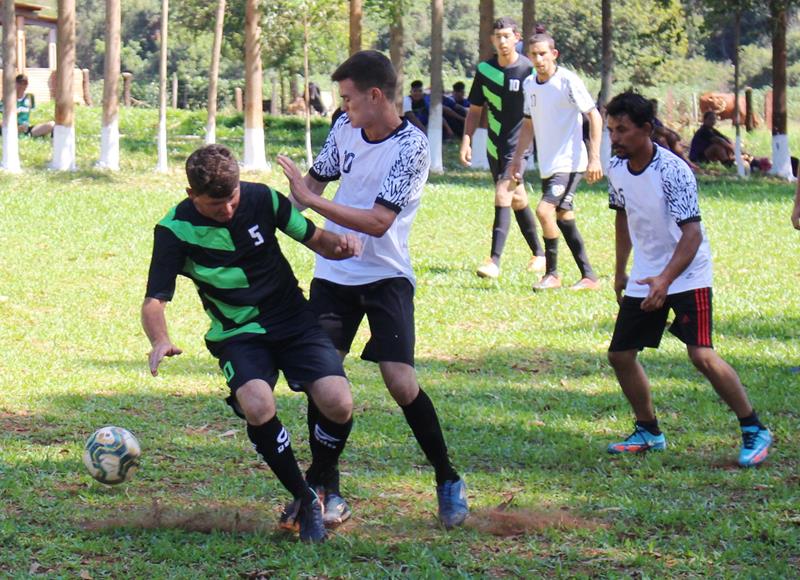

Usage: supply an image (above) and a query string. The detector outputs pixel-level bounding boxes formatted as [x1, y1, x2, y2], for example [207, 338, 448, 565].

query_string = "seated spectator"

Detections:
[0, 74, 55, 137]
[689, 111, 736, 166]
[653, 124, 698, 171]
[403, 80, 454, 139]
[308, 82, 326, 116]
[442, 81, 469, 137]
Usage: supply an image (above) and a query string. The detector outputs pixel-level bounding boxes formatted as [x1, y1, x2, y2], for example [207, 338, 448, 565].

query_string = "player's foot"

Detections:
[436, 478, 469, 529]
[476, 259, 500, 279]
[298, 491, 327, 543]
[738, 426, 772, 468]
[527, 255, 546, 273]
[607, 424, 666, 454]
[278, 498, 301, 532]
[318, 488, 352, 527]
[569, 277, 600, 291]
[532, 273, 562, 291]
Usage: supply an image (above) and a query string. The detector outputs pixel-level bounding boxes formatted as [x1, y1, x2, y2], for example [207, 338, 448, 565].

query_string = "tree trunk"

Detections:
[206, 0, 226, 145]
[429, 0, 444, 174]
[599, 0, 612, 170]
[769, 0, 791, 179]
[243, 0, 268, 170]
[303, 14, 313, 166]
[52, 0, 77, 171]
[156, 0, 168, 172]
[479, 0, 494, 60]
[2, 0, 21, 172]
[389, 4, 404, 114]
[733, 8, 747, 177]
[349, 0, 362, 55]
[522, 1, 535, 44]
[98, 0, 121, 170]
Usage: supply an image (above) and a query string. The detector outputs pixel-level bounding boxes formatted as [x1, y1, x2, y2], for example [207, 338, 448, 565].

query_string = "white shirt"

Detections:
[523, 67, 595, 178]
[309, 113, 429, 287]
[608, 144, 713, 298]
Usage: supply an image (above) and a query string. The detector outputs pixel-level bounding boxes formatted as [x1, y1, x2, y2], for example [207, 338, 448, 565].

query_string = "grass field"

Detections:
[1, 107, 800, 578]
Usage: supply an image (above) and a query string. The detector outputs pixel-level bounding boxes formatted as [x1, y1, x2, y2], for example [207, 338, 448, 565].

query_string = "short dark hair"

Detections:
[185, 145, 240, 198]
[605, 91, 654, 128]
[332, 50, 397, 102]
[493, 17, 518, 33]
[15, 74, 28, 83]
[528, 24, 555, 49]
[452, 81, 465, 92]
[410, 80, 423, 90]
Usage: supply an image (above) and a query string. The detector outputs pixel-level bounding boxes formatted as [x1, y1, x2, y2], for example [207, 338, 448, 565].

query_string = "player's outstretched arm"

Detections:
[141, 298, 183, 376]
[585, 108, 604, 184]
[304, 228, 362, 260]
[614, 210, 632, 305]
[792, 178, 800, 230]
[638, 221, 702, 312]
[459, 104, 483, 166]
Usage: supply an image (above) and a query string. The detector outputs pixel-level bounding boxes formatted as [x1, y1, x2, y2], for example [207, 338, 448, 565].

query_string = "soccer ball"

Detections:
[83, 426, 141, 485]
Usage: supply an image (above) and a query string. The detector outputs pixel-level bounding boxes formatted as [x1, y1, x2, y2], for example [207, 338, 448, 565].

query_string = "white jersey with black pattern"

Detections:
[607, 144, 713, 298]
[310, 113, 430, 286]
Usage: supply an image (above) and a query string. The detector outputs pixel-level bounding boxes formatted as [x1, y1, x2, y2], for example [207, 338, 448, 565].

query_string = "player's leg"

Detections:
[607, 296, 669, 453]
[477, 157, 510, 279]
[669, 288, 772, 466]
[533, 177, 561, 289]
[551, 173, 597, 289]
[362, 278, 468, 528]
[510, 181, 545, 272]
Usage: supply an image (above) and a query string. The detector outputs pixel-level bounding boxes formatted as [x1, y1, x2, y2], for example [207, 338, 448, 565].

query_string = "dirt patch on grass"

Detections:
[466, 504, 605, 537]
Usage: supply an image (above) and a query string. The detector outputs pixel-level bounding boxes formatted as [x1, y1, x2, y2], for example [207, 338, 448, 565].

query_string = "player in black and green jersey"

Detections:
[460, 17, 545, 281]
[142, 145, 361, 543]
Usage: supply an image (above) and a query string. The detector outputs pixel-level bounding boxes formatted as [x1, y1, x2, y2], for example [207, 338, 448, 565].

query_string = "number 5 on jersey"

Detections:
[248, 225, 264, 246]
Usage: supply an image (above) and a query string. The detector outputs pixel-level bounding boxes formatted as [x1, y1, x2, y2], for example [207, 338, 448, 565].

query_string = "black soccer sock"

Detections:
[401, 388, 459, 486]
[306, 406, 352, 494]
[514, 206, 544, 256]
[738, 411, 765, 430]
[490, 206, 512, 264]
[557, 218, 595, 279]
[636, 419, 661, 436]
[247, 417, 313, 501]
[544, 237, 559, 276]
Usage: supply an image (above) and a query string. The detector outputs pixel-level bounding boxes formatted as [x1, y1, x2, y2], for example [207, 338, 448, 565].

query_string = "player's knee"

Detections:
[687, 346, 714, 372]
[536, 203, 554, 222]
[321, 383, 354, 423]
[608, 350, 634, 370]
[236, 381, 276, 425]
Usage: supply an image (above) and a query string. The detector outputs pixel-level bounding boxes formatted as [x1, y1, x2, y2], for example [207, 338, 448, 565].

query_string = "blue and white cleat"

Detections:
[436, 478, 469, 529]
[607, 425, 666, 454]
[738, 426, 772, 468]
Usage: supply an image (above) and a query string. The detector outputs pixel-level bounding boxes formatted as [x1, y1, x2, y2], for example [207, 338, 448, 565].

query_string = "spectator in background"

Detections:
[442, 81, 469, 137]
[689, 111, 736, 166]
[0, 74, 55, 137]
[403, 80, 454, 139]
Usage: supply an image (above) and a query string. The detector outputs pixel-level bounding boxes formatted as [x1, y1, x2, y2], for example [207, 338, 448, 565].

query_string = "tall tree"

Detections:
[1, 0, 21, 172]
[479, 0, 494, 60]
[769, 0, 792, 179]
[302, 11, 313, 166]
[350, 0, 363, 55]
[156, 0, 169, 172]
[52, 0, 77, 171]
[98, 0, 121, 170]
[599, 0, 612, 169]
[243, 0, 268, 170]
[205, 0, 226, 145]
[429, 0, 444, 174]
[522, 1, 535, 43]
[732, 6, 747, 177]
[389, 2, 405, 113]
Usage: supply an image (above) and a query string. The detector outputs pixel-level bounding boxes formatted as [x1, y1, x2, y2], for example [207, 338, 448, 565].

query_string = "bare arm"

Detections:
[637, 221, 703, 311]
[303, 227, 362, 260]
[792, 178, 800, 230]
[277, 154, 396, 237]
[405, 111, 426, 132]
[141, 298, 183, 376]
[289, 173, 327, 211]
[585, 108, 604, 184]
[459, 104, 483, 166]
[510, 116, 535, 182]
[614, 210, 632, 304]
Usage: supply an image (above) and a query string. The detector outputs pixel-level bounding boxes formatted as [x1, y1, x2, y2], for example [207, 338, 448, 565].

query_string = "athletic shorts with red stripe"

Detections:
[609, 287, 714, 352]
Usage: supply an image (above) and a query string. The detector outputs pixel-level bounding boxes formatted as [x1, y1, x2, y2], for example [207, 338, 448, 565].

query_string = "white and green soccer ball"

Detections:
[83, 426, 141, 485]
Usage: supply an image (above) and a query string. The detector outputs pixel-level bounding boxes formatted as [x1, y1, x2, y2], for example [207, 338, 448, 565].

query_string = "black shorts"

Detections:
[609, 287, 714, 352]
[488, 150, 529, 184]
[541, 172, 583, 211]
[310, 277, 416, 366]
[209, 309, 345, 397]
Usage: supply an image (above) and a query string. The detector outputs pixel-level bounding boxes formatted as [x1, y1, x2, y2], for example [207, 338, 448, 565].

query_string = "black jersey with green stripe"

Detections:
[467, 54, 533, 160]
[145, 181, 317, 344]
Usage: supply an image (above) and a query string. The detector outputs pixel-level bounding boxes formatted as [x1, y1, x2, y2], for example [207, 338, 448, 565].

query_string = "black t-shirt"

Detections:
[145, 181, 317, 344]
[467, 54, 533, 159]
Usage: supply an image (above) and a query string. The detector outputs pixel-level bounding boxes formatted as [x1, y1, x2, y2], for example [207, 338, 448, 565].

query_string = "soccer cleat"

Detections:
[278, 498, 301, 532]
[321, 491, 352, 527]
[436, 478, 469, 529]
[607, 424, 666, 454]
[738, 426, 772, 468]
[298, 492, 327, 543]
[527, 255, 546, 273]
[569, 277, 600, 291]
[476, 259, 500, 279]
[532, 273, 562, 291]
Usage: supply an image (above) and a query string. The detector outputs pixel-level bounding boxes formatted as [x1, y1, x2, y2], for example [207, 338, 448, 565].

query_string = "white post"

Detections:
[770, 134, 794, 181]
[242, 0, 268, 171]
[51, 0, 77, 171]
[156, 0, 169, 173]
[428, 0, 444, 174]
[470, 127, 490, 170]
[2, 0, 21, 172]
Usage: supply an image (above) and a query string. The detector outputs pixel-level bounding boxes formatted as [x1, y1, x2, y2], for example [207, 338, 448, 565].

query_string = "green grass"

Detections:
[1, 107, 800, 578]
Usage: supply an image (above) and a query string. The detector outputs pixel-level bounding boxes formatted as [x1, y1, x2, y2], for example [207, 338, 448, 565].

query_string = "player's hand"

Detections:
[637, 275, 669, 311]
[335, 233, 362, 258]
[276, 154, 312, 207]
[614, 273, 628, 305]
[148, 342, 183, 376]
[586, 158, 603, 184]
[792, 203, 800, 230]
[509, 158, 524, 184]
[459, 139, 472, 167]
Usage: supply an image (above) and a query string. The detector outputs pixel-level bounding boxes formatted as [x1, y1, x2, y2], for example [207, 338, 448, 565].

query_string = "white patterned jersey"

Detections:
[309, 113, 429, 286]
[607, 144, 713, 298]
[523, 66, 595, 178]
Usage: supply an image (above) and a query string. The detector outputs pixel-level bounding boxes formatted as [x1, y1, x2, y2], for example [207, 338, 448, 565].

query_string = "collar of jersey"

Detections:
[626, 142, 659, 176]
[361, 118, 408, 144]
